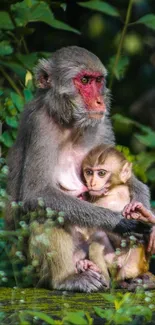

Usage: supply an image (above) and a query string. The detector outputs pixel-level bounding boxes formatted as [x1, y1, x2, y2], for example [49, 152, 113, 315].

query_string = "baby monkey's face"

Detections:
[83, 165, 111, 196]
[83, 155, 132, 197]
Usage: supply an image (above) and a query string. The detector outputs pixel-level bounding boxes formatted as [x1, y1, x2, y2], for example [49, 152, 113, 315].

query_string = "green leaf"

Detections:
[135, 130, 155, 148]
[135, 14, 155, 31]
[11, 0, 54, 27]
[6, 105, 18, 117]
[151, 201, 155, 208]
[23, 311, 55, 324]
[0, 312, 5, 322]
[0, 90, 3, 96]
[49, 19, 80, 34]
[78, 1, 120, 17]
[0, 41, 13, 56]
[11, 0, 80, 34]
[10, 92, 24, 112]
[0, 60, 26, 80]
[0, 131, 14, 148]
[113, 114, 150, 130]
[118, 292, 132, 306]
[38, 52, 51, 59]
[102, 293, 116, 302]
[147, 168, 155, 182]
[6, 116, 18, 128]
[108, 56, 129, 80]
[113, 114, 155, 139]
[136, 152, 155, 171]
[11, 129, 17, 140]
[16, 53, 38, 70]
[127, 306, 152, 321]
[0, 12, 14, 30]
[0, 218, 4, 229]
[25, 70, 33, 89]
[24, 89, 33, 102]
[63, 311, 87, 325]
[94, 306, 113, 320]
[113, 114, 134, 126]
[113, 312, 132, 324]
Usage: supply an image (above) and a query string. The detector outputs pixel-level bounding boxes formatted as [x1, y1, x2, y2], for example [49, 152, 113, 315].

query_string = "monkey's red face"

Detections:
[74, 71, 106, 118]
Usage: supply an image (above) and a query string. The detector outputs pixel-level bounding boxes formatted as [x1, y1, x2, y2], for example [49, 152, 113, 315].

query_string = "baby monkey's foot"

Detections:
[76, 259, 101, 273]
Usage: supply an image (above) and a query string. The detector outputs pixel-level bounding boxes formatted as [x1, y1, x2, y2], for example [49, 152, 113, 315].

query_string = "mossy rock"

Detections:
[0, 288, 155, 324]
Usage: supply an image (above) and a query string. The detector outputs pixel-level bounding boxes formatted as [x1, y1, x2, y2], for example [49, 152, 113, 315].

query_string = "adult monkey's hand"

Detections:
[123, 201, 155, 254]
[148, 226, 155, 254]
[123, 201, 155, 223]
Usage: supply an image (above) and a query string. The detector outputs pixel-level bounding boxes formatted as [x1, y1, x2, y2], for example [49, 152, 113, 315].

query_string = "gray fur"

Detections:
[54, 270, 108, 292]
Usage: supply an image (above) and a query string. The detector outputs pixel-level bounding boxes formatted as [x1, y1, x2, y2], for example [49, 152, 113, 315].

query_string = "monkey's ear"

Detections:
[120, 162, 132, 183]
[34, 59, 52, 89]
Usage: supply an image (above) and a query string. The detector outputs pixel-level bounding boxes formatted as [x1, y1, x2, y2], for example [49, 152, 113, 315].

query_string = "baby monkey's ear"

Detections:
[120, 162, 132, 183]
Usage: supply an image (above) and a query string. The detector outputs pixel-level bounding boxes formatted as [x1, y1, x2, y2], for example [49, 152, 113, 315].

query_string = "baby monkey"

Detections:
[82, 144, 132, 210]
[77, 144, 152, 288]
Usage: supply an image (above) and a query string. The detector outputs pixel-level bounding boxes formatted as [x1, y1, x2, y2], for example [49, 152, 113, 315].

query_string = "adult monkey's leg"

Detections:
[29, 222, 107, 292]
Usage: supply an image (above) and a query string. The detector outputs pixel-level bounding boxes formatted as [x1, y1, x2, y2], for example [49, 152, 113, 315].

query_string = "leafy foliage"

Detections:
[108, 56, 129, 80]
[113, 114, 155, 183]
[78, 1, 120, 17]
[135, 14, 155, 31]
[94, 291, 155, 324]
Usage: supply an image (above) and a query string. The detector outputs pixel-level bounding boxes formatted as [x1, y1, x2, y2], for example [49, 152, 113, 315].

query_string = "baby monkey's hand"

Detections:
[123, 201, 155, 224]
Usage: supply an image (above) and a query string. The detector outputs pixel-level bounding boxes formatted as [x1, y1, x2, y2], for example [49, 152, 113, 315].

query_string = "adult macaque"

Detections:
[79, 144, 154, 289]
[6, 46, 153, 291]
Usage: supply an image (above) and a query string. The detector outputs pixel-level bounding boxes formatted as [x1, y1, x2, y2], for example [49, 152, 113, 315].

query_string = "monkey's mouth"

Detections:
[88, 187, 109, 196]
[87, 111, 104, 119]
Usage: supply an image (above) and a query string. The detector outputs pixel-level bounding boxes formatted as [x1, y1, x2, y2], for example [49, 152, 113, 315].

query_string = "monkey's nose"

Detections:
[94, 96, 105, 111]
[90, 180, 96, 187]
[96, 97, 102, 105]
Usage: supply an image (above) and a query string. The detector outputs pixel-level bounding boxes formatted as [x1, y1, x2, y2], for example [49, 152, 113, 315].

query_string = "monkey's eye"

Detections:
[85, 169, 93, 176]
[98, 170, 106, 177]
[81, 76, 90, 85]
[96, 76, 103, 83]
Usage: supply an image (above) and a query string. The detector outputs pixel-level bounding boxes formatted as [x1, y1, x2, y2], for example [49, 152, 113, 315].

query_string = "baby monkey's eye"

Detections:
[85, 169, 93, 176]
[81, 76, 90, 84]
[98, 170, 106, 177]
